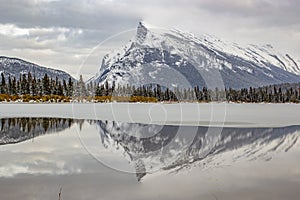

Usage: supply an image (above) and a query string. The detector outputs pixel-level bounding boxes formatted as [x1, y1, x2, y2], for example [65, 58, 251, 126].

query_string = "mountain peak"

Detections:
[138, 21, 153, 29]
[92, 23, 300, 88]
[135, 21, 149, 44]
[138, 21, 148, 28]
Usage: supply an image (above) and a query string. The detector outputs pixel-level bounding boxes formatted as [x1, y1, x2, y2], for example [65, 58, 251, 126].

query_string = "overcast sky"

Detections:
[0, 0, 299, 79]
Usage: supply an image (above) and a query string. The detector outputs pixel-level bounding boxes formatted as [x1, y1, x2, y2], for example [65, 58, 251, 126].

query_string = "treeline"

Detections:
[225, 84, 300, 103]
[92, 81, 300, 103]
[0, 72, 74, 96]
[0, 72, 158, 102]
[1, 72, 300, 103]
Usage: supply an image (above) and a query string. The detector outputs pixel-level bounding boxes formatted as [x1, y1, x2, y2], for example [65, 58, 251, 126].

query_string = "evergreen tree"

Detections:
[43, 73, 51, 95]
[67, 77, 73, 96]
[37, 79, 43, 96]
[63, 79, 67, 96]
[8, 75, 12, 95]
[104, 80, 109, 96]
[12, 77, 17, 95]
[95, 84, 105, 96]
[27, 72, 32, 95]
[74, 75, 87, 99]
[0, 73, 6, 94]
[57, 81, 63, 96]
[20, 73, 28, 95]
[31, 76, 37, 96]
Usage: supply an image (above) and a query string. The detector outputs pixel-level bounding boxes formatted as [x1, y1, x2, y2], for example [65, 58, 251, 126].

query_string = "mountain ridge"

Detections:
[89, 22, 300, 89]
[0, 56, 76, 81]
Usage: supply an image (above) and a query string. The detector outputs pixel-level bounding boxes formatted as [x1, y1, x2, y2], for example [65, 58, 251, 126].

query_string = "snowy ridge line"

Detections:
[169, 29, 300, 75]
[90, 22, 300, 89]
[0, 56, 76, 81]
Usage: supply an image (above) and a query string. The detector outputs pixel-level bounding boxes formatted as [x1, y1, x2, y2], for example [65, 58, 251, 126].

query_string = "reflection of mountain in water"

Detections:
[1, 118, 299, 181]
[0, 118, 81, 145]
[97, 120, 300, 181]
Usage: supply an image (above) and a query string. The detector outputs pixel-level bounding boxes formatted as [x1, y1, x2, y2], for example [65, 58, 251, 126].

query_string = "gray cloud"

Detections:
[0, 0, 139, 30]
[0, 0, 299, 78]
[197, 0, 300, 27]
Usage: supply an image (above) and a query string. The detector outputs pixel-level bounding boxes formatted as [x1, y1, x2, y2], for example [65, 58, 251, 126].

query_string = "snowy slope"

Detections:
[89, 22, 300, 89]
[0, 56, 76, 81]
[174, 31, 300, 75]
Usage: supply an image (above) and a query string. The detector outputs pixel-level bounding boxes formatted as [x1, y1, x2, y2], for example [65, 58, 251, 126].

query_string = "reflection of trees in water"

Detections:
[0, 118, 84, 145]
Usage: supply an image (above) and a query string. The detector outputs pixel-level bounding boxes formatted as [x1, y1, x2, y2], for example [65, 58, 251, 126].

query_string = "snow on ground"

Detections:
[0, 103, 299, 127]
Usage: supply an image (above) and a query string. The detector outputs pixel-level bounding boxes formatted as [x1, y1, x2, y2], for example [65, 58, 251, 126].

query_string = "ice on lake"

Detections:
[1, 103, 300, 127]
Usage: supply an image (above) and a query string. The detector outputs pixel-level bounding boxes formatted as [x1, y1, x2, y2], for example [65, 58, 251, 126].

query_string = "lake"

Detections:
[0, 115, 300, 200]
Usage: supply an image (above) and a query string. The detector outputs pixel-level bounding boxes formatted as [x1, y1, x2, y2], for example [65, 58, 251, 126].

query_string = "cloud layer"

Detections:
[0, 0, 299, 78]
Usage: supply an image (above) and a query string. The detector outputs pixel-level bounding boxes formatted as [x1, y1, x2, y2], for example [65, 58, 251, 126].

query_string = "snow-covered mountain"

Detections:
[97, 120, 300, 181]
[0, 56, 75, 81]
[89, 22, 300, 89]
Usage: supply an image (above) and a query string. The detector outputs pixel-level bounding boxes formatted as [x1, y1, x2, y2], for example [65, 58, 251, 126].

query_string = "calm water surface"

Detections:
[0, 118, 300, 200]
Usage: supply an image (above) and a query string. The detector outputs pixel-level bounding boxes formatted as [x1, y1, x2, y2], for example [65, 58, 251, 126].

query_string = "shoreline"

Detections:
[0, 103, 299, 128]
[1, 101, 300, 104]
